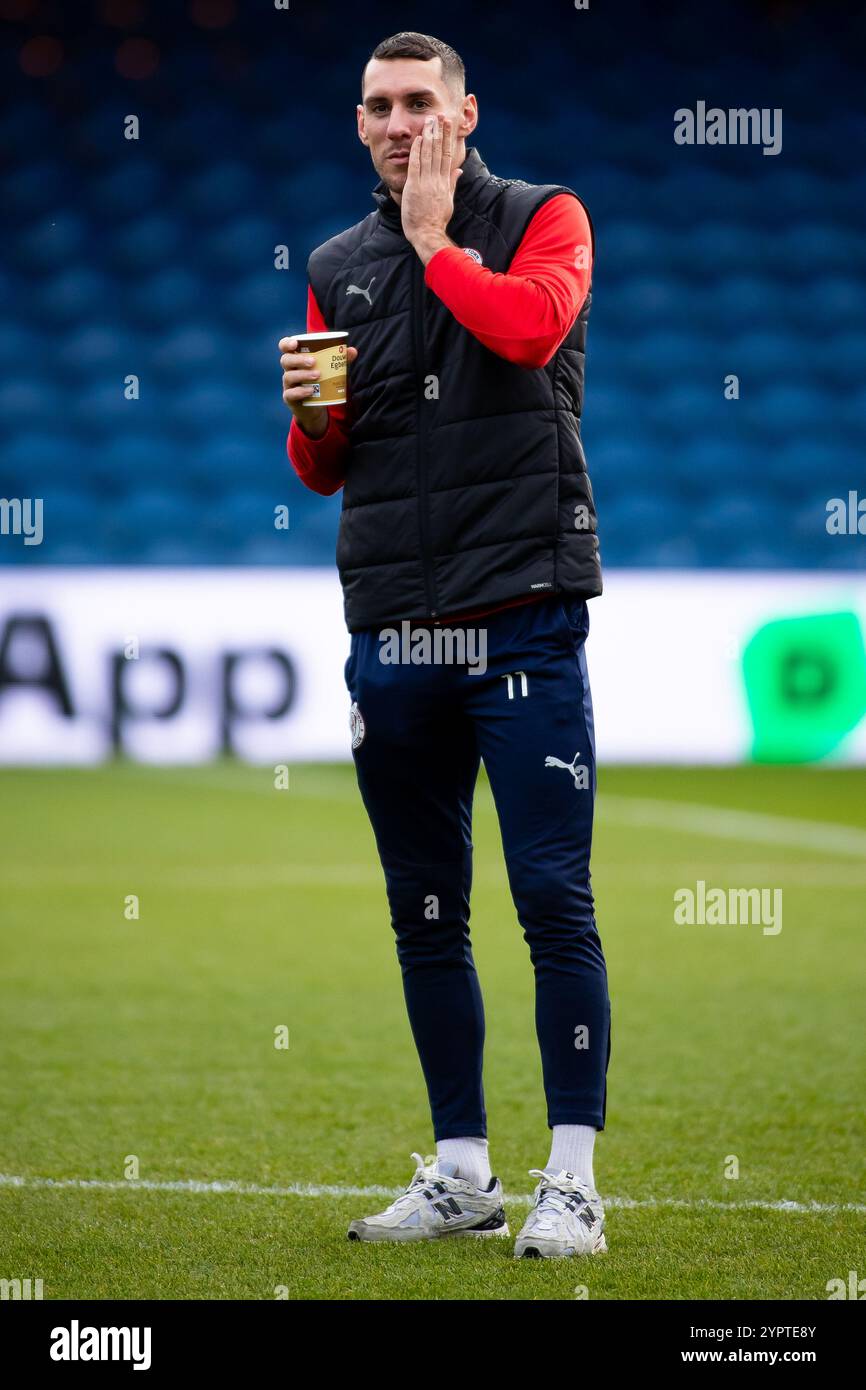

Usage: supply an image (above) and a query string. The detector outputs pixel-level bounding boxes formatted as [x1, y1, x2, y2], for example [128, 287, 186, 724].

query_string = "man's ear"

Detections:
[458, 95, 479, 140]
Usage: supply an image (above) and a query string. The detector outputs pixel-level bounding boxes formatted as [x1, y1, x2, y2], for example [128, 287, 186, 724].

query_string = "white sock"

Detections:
[437, 1137, 491, 1189]
[546, 1125, 596, 1189]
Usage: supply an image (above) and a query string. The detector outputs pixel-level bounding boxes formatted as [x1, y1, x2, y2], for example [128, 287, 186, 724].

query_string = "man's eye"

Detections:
[370, 100, 428, 114]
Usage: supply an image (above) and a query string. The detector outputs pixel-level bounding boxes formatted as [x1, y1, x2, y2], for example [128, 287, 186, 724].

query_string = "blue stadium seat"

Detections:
[729, 330, 801, 381]
[203, 218, 278, 270]
[36, 487, 99, 558]
[165, 384, 258, 436]
[96, 488, 197, 562]
[150, 328, 222, 377]
[160, 107, 238, 168]
[224, 272, 301, 326]
[89, 161, 162, 217]
[0, 379, 46, 427]
[180, 162, 260, 219]
[64, 324, 135, 378]
[14, 213, 87, 271]
[125, 268, 203, 324]
[108, 216, 182, 272]
[92, 432, 185, 492]
[36, 269, 114, 323]
[1, 432, 88, 490]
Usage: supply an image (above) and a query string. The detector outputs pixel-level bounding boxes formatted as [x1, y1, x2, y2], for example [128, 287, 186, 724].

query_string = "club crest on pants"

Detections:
[349, 701, 366, 750]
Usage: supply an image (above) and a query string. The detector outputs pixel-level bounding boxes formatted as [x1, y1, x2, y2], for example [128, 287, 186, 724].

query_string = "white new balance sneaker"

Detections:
[347, 1152, 509, 1243]
[514, 1168, 607, 1259]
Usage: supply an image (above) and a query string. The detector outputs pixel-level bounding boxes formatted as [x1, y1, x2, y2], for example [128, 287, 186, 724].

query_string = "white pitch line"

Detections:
[0, 1173, 863, 1215]
[119, 779, 866, 859]
[601, 795, 866, 860]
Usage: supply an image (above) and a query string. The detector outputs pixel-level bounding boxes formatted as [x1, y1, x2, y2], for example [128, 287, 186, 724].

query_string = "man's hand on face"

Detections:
[400, 113, 463, 266]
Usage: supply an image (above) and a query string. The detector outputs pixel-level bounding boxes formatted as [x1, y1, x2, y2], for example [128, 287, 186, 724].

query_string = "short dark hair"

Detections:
[362, 31, 466, 101]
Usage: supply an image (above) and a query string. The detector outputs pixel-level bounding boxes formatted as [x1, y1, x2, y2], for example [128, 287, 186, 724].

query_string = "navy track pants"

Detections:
[344, 593, 611, 1140]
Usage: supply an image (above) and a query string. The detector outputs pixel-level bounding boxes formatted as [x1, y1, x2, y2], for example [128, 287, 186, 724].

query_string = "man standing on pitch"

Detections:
[279, 31, 610, 1259]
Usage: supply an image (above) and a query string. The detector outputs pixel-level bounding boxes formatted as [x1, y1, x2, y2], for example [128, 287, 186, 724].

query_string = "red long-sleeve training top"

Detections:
[287, 190, 593, 624]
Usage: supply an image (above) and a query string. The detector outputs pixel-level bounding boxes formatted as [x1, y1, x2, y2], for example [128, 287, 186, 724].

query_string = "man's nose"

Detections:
[385, 106, 414, 141]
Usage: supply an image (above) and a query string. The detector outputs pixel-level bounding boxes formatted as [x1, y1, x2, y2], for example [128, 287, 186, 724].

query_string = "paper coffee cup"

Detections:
[295, 331, 350, 407]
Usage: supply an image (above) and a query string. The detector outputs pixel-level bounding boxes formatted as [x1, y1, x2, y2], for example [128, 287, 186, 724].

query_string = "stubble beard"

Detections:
[372, 148, 409, 202]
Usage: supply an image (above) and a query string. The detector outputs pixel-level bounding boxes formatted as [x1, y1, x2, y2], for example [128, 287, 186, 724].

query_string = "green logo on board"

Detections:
[742, 611, 866, 762]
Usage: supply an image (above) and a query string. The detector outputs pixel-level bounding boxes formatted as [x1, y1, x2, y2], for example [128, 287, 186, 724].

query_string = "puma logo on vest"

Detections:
[346, 276, 376, 307]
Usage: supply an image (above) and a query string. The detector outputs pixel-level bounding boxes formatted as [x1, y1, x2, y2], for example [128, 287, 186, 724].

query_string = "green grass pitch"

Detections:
[1, 762, 864, 1300]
